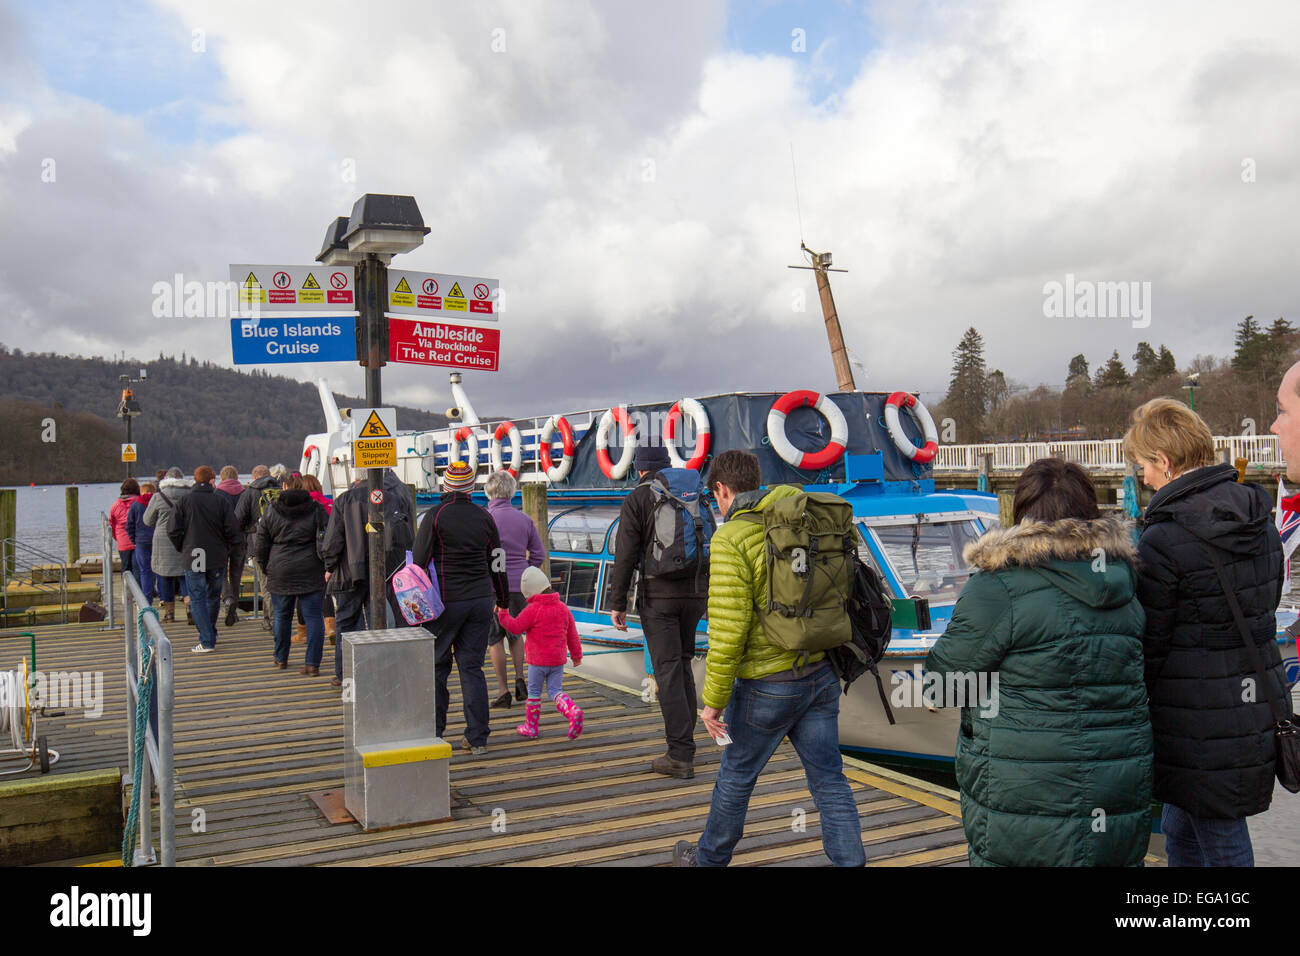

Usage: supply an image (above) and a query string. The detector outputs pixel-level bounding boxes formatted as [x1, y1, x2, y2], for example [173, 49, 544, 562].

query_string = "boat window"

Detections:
[549, 557, 600, 610]
[853, 526, 896, 598]
[599, 565, 639, 618]
[548, 507, 621, 554]
[867, 519, 981, 604]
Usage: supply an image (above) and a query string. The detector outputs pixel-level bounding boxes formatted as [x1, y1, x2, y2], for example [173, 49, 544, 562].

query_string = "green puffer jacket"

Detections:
[924, 515, 1153, 867]
[701, 485, 825, 710]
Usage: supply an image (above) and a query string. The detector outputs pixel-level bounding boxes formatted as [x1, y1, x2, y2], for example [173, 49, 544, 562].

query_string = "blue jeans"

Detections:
[157, 574, 182, 602]
[184, 567, 225, 648]
[425, 597, 494, 747]
[697, 663, 865, 867]
[273, 591, 325, 666]
[135, 547, 155, 603]
[1162, 804, 1255, 867]
[528, 664, 565, 700]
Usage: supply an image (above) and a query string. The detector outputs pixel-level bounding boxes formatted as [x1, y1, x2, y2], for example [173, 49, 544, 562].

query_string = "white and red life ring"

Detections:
[884, 391, 938, 464]
[300, 444, 321, 479]
[539, 415, 576, 483]
[766, 390, 849, 470]
[489, 421, 523, 477]
[663, 398, 711, 470]
[596, 405, 637, 480]
[449, 425, 481, 472]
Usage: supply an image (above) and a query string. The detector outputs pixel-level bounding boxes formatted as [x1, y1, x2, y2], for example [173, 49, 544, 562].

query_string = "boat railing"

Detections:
[933, 434, 1284, 473]
[0, 535, 70, 626]
[119, 566, 175, 867]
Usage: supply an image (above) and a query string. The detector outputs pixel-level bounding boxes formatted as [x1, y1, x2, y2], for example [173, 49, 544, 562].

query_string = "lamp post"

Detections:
[117, 370, 145, 479]
[1182, 373, 1200, 412]
[316, 196, 430, 625]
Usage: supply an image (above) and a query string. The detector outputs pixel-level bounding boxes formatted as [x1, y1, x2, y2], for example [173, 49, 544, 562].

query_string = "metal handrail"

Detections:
[120, 567, 174, 866]
[0, 537, 71, 625]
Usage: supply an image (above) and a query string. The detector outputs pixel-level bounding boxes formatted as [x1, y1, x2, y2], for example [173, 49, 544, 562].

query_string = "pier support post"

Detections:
[997, 490, 1015, 529]
[0, 488, 15, 577]
[522, 481, 550, 578]
[66, 486, 80, 565]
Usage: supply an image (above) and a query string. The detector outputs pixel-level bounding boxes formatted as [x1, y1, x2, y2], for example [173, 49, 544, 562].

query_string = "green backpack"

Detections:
[737, 490, 857, 657]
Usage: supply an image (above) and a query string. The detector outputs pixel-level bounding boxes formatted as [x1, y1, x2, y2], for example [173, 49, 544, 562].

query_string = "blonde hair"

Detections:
[1123, 398, 1215, 473]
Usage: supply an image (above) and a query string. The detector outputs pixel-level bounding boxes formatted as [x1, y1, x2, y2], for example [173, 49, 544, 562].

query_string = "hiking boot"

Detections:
[652, 754, 694, 779]
[272, 659, 287, 669]
[293, 622, 307, 645]
[673, 841, 699, 867]
[460, 737, 488, 757]
[161, 601, 175, 623]
[225, 603, 238, 627]
[300, 665, 320, 676]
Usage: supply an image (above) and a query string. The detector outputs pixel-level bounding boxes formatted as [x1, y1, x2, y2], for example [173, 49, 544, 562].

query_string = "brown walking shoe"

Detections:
[651, 754, 695, 779]
[300, 665, 320, 676]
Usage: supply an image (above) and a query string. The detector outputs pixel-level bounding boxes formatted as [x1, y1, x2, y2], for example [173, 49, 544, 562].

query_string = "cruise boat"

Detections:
[299, 375, 1299, 768]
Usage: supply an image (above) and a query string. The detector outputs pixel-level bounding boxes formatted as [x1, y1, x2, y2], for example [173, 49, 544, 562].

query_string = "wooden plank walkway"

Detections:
[1, 617, 969, 866]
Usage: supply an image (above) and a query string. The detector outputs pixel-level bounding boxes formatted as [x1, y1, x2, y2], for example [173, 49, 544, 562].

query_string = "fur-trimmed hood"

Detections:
[964, 515, 1137, 572]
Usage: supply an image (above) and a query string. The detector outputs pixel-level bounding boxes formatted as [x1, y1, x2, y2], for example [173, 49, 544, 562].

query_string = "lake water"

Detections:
[3, 478, 217, 561]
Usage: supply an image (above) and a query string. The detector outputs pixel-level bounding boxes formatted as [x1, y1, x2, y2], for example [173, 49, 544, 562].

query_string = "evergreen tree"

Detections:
[1156, 345, 1177, 377]
[1094, 350, 1131, 388]
[1132, 342, 1159, 383]
[943, 327, 989, 441]
[987, 369, 1009, 411]
[1232, 315, 1268, 370]
[1066, 354, 1090, 387]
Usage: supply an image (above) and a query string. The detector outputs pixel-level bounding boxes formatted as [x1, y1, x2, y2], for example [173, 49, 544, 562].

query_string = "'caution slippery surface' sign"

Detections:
[350, 407, 397, 468]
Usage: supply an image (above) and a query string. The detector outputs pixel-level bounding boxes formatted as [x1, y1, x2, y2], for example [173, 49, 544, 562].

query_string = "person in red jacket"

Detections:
[109, 478, 140, 585]
[497, 566, 584, 740]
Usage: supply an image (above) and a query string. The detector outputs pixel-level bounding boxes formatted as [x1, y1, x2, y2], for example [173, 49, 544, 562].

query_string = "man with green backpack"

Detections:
[674, 449, 865, 866]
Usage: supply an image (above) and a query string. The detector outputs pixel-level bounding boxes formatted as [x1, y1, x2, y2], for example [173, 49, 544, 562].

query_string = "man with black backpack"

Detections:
[235, 464, 281, 629]
[674, 449, 865, 866]
[321, 468, 415, 688]
[608, 442, 715, 779]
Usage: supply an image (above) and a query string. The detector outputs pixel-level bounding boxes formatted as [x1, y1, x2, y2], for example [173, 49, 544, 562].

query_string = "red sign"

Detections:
[388, 318, 500, 371]
[369, 488, 384, 505]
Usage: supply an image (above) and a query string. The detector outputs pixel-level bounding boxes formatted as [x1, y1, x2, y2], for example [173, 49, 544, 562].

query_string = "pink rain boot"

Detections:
[516, 699, 541, 739]
[554, 692, 584, 740]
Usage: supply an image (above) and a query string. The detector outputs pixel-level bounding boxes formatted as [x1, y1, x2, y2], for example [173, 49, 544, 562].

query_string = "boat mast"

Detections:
[790, 242, 855, 392]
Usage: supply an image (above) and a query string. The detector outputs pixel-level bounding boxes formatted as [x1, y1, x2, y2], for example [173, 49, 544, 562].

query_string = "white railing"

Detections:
[933, 435, 1284, 473]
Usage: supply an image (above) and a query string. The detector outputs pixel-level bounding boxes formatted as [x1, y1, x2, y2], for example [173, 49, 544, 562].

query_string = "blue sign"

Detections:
[230, 317, 356, 364]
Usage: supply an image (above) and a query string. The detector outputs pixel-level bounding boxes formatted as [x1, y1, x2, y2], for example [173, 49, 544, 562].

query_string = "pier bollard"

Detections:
[0, 489, 15, 577]
[522, 480, 550, 578]
[996, 490, 1014, 529]
[66, 486, 80, 564]
[342, 627, 451, 829]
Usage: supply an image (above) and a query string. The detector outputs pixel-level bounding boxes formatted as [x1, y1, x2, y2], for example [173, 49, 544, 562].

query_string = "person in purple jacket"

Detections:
[484, 470, 546, 708]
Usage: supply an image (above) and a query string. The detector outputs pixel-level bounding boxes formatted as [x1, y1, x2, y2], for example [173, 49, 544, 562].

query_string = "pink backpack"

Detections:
[391, 551, 444, 625]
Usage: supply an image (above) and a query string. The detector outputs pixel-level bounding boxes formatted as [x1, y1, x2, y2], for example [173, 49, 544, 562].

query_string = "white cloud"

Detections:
[1, 0, 1298, 428]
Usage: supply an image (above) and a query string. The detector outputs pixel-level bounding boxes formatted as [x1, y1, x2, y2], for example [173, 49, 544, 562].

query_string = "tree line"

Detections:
[935, 317, 1298, 443]
[0, 349, 450, 484]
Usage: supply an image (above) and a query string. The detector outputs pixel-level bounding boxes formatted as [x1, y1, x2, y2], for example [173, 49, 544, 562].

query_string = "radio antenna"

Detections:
[789, 141, 806, 247]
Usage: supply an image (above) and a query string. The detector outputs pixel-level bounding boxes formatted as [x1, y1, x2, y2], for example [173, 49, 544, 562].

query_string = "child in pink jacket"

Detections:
[496, 566, 584, 739]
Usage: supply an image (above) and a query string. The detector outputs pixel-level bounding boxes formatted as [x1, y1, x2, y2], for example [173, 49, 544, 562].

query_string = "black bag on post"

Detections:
[1203, 544, 1300, 794]
[826, 553, 896, 724]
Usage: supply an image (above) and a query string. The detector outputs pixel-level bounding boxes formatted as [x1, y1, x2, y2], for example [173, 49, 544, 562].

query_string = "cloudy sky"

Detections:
[2, 0, 1298, 425]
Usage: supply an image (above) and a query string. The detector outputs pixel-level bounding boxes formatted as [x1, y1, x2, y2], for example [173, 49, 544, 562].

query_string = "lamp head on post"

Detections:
[341, 194, 430, 263]
[315, 215, 359, 267]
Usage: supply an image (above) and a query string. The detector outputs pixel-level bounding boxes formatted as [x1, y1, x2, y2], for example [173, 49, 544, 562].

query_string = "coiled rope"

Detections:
[122, 605, 159, 867]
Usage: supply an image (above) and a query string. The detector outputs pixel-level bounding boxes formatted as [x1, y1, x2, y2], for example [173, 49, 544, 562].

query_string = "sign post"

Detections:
[356, 256, 390, 627]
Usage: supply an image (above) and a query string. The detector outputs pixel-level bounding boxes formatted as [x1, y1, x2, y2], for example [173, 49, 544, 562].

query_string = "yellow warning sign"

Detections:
[121, 443, 137, 463]
[354, 439, 396, 468]
[240, 271, 266, 303]
[358, 410, 392, 438]
[444, 281, 467, 312]
[299, 271, 324, 304]
[390, 275, 414, 308]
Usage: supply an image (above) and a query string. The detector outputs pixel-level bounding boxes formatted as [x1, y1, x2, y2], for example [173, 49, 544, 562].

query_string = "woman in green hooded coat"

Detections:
[925, 458, 1153, 866]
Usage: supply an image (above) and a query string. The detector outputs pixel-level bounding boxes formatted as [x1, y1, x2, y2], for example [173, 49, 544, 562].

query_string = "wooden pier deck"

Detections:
[2, 617, 970, 867]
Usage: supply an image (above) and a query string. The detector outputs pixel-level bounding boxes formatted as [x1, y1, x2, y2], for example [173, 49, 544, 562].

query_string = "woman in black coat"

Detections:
[1127, 398, 1288, 866]
[254, 476, 329, 675]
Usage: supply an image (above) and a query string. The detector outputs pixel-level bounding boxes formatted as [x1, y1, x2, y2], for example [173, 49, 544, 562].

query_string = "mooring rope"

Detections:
[122, 605, 159, 867]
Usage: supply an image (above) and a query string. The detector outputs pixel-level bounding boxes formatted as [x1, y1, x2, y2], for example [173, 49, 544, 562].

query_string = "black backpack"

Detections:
[825, 553, 895, 724]
[641, 468, 716, 581]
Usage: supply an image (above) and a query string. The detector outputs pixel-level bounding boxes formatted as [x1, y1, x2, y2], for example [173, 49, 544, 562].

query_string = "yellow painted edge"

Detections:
[841, 766, 962, 819]
[361, 742, 452, 768]
[79, 859, 123, 867]
[841, 753, 961, 800]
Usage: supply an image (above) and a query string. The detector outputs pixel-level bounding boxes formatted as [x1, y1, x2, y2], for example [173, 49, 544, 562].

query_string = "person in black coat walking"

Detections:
[255, 476, 329, 675]
[1127, 398, 1287, 866]
[606, 443, 709, 779]
[411, 461, 509, 756]
[168, 465, 243, 654]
